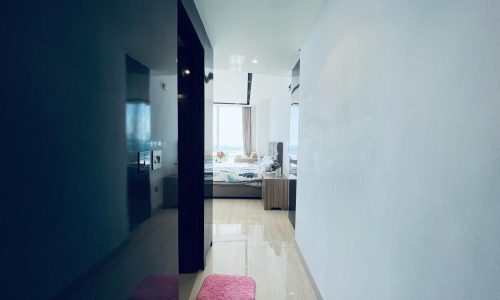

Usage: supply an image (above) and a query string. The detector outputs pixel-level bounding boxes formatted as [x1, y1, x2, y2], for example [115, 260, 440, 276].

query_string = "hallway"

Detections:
[180, 199, 319, 299]
[5, 0, 500, 298]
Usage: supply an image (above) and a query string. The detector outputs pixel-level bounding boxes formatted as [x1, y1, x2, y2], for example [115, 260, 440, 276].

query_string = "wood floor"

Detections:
[180, 199, 319, 300]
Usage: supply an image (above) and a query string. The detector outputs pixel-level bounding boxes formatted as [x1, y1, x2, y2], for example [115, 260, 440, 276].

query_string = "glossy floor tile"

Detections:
[180, 199, 319, 300]
[66, 200, 318, 299]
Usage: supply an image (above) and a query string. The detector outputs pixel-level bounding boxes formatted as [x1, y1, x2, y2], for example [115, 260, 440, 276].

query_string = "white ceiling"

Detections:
[194, 0, 324, 76]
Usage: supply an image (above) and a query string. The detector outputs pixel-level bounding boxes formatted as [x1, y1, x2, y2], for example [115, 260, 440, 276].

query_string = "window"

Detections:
[213, 105, 243, 156]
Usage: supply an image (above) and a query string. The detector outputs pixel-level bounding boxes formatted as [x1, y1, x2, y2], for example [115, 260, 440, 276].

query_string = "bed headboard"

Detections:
[268, 142, 283, 166]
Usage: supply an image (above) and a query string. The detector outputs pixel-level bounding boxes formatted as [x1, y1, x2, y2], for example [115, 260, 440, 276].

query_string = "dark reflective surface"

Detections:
[3, 0, 179, 298]
[178, 0, 213, 273]
[178, 2, 204, 273]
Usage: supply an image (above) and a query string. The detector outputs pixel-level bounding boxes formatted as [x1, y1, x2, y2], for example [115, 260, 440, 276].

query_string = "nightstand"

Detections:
[262, 174, 289, 210]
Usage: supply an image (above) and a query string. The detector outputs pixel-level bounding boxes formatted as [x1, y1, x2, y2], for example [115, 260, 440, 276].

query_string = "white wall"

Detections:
[251, 106, 258, 151]
[255, 99, 271, 154]
[253, 73, 291, 173]
[213, 69, 248, 103]
[268, 77, 291, 175]
[297, 0, 500, 299]
[205, 69, 214, 157]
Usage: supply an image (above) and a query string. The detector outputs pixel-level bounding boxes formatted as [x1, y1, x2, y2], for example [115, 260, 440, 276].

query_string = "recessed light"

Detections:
[252, 59, 258, 64]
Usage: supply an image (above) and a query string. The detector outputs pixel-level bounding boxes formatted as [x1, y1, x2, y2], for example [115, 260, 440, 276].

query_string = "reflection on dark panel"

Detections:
[126, 102, 151, 162]
[3, 1, 180, 298]
[126, 55, 152, 229]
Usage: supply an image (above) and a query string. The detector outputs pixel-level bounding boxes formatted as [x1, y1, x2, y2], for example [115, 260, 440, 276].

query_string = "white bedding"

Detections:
[213, 158, 273, 185]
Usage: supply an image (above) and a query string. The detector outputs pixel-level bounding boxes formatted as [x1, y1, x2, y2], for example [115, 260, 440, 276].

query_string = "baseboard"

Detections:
[294, 240, 323, 300]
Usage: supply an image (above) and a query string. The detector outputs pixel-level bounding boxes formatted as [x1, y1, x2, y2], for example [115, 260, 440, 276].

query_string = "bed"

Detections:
[213, 142, 283, 199]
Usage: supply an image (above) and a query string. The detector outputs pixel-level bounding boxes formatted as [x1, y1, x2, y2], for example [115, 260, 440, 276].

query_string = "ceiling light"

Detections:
[252, 59, 258, 64]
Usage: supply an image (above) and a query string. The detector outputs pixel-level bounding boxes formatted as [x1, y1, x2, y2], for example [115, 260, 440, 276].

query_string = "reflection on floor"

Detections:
[66, 200, 317, 299]
[68, 209, 178, 299]
[180, 199, 319, 300]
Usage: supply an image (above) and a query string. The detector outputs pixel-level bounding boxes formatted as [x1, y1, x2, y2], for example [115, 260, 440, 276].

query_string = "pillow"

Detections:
[250, 152, 258, 159]
[260, 155, 270, 163]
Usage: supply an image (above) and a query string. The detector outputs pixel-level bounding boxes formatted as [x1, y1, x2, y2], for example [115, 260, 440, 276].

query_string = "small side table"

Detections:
[262, 174, 289, 210]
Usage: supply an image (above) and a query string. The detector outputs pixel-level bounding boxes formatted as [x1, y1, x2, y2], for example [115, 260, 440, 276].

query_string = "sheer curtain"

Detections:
[242, 107, 252, 156]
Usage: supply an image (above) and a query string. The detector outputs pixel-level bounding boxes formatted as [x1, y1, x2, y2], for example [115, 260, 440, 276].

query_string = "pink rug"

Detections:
[130, 274, 178, 300]
[197, 274, 256, 300]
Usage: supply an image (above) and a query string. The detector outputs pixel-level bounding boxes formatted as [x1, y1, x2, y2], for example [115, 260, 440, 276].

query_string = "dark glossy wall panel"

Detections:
[181, 0, 215, 266]
[181, 0, 214, 263]
[2, 0, 178, 298]
[178, 0, 213, 273]
[178, 1, 204, 273]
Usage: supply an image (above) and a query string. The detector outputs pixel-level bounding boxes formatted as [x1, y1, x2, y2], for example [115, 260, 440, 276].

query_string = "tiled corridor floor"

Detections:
[180, 199, 319, 300]
[68, 199, 318, 299]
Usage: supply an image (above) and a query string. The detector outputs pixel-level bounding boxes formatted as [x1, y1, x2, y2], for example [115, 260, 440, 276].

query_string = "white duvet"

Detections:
[213, 159, 272, 183]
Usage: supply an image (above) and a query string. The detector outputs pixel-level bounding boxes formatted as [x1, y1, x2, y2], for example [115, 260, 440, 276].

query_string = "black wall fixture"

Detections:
[247, 73, 253, 104]
[178, 0, 211, 273]
[204, 72, 214, 83]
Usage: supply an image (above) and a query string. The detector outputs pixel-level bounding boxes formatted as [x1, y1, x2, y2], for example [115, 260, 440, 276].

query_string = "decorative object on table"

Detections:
[215, 150, 228, 162]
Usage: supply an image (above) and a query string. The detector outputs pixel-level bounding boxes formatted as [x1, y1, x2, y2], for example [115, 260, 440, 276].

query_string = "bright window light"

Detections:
[213, 105, 243, 156]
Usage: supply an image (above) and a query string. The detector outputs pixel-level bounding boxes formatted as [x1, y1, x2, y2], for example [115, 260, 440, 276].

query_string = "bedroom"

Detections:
[210, 68, 295, 203]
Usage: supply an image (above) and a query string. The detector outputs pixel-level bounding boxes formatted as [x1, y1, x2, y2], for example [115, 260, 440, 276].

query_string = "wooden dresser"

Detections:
[262, 174, 289, 210]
